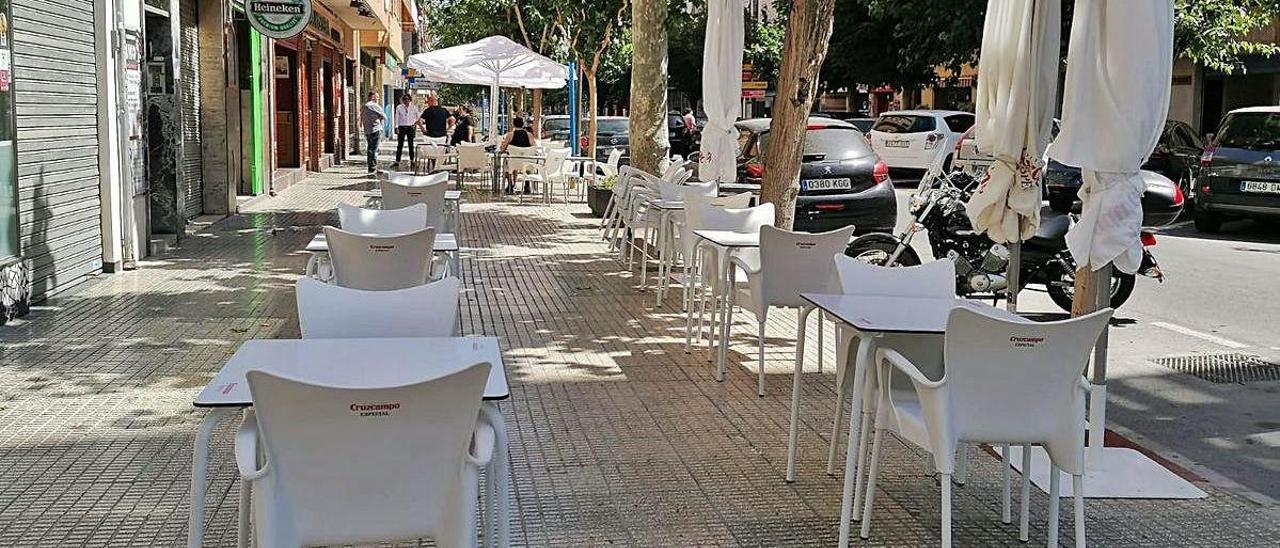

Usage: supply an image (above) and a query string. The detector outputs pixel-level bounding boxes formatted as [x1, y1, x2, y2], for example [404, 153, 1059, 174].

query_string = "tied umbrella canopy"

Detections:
[966, 0, 1061, 244]
[1050, 0, 1174, 273]
[699, 0, 745, 183]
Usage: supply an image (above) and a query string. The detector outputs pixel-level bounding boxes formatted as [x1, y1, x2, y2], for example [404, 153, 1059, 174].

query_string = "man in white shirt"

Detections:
[393, 94, 422, 166]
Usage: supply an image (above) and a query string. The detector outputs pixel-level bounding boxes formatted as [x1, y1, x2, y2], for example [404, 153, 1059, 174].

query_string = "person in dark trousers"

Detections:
[450, 105, 474, 146]
[360, 92, 386, 173]
[419, 94, 453, 142]
[500, 116, 536, 193]
[392, 94, 421, 167]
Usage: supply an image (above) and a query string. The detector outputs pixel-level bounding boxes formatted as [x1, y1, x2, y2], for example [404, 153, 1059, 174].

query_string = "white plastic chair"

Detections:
[680, 201, 774, 357]
[236, 363, 493, 547]
[517, 146, 570, 204]
[295, 277, 461, 338]
[729, 225, 856, 397]
[337, 203, 428, 235]
[419, 143, 457, 175]
[505, 145, 543, 193]
[380, 178, 449, 231]
[592, 148, 624, 180]
[455, 143, 491, 189]
[860, 306, 1113, 548]
[825, 256, 955, 513]
[323, 226, 437, 291]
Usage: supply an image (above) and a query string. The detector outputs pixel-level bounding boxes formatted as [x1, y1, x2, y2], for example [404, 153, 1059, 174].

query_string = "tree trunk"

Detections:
[628, 0, 670, 174]
[532, 89, 543, 137]
[759, 0, 837, 229]
[586, 71, 599, 159]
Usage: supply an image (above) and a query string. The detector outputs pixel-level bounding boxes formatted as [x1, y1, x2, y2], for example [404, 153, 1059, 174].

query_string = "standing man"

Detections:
[361, 92, 386, 173]
[682, 108, 697, 158]
[420, 94, 453, 143]
[393, 94, 421, 168]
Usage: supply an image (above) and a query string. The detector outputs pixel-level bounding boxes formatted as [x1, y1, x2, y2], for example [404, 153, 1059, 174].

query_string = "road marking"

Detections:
[1151, 321, 1250, 350]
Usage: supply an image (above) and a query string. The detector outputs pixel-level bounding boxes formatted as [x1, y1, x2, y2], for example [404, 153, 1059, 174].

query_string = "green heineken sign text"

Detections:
[247, 0, 312, 40]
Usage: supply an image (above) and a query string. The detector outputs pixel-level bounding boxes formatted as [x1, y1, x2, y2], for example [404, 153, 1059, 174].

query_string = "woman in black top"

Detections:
[501, 117, 536, 192]
[450, 106, 474, 146]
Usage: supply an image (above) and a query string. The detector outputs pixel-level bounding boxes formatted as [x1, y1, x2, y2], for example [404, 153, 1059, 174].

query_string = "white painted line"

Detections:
[1151, 321, 1250, 350]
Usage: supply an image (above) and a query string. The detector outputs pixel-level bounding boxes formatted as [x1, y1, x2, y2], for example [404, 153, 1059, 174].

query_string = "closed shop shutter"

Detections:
[12, 0, 102, 300]
[179, 0, 202, 218]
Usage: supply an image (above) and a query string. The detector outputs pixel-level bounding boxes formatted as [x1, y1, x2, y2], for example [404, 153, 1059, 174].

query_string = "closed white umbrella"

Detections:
[698, 0, 744, 183]
[966, 0, 1060, 244]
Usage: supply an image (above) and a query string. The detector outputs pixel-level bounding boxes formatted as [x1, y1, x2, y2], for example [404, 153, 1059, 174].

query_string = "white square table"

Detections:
[304, 231, 460, 277]
[188, 337, 511, 548]
[798, 292, 1022, 548]
[692, 229, 761, 380]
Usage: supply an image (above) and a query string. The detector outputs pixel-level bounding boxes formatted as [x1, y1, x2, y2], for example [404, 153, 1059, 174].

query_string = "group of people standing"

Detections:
[358, 92, 477, 173]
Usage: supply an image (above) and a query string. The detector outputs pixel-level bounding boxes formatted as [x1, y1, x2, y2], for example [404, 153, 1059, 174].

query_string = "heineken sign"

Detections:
[247, 0, 312, 39]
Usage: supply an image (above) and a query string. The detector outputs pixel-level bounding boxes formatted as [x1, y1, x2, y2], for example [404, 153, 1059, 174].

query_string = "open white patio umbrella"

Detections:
[698, 0, 744, 182]
[407, 36, 568, 143]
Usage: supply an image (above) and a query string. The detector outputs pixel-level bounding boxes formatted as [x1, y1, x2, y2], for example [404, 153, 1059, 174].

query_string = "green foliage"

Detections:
[667, 2, 785, 107]
[1175, 0, 1280, 73]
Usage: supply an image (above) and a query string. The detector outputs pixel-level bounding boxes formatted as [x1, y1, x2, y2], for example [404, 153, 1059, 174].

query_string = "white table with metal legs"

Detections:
[798, 293, 1024, 547]
[188, 337, 511, 548]
[692, 230, 761, 381]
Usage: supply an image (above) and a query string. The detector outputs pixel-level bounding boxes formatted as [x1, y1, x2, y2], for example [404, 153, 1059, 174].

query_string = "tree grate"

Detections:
[1152, 353, 1280, 384]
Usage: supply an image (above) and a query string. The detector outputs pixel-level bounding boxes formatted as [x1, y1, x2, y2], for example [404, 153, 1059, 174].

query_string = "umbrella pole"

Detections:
[1087, 262, 1112, 465]
[1006, 242, 1020, 314]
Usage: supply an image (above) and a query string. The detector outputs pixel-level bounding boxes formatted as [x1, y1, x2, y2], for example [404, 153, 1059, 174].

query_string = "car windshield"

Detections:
[543, 118, 570, 131]
[594, 119, 629, 134]
[872, 115, 936, 133]
[1216, 112, 1280, 150]
[758, 126, 872, 161]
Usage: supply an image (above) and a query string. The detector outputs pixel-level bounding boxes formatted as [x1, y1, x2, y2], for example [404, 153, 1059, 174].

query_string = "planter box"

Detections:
[587, 186, 611, 217]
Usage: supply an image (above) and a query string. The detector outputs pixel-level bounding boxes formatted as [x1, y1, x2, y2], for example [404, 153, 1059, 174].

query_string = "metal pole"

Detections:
[568, 61, 578, 156]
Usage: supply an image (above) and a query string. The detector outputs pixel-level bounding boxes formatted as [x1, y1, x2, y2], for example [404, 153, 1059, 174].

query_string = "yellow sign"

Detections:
[742, 81, 768, 90]
[741, 63, 753, 71]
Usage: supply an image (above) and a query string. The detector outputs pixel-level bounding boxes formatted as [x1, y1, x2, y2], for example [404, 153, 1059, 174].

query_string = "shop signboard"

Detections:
[247, 0, 312, 40]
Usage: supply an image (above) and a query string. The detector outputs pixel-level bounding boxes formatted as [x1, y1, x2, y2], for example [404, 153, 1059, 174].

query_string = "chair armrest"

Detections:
[466, 420, 496, 467]
[235, 410, 270, 482]
[878, 348, 944, 390]
[727, 253, 761, 275]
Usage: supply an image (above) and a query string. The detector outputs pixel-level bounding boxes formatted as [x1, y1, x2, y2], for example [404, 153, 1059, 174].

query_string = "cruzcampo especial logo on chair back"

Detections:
[247, 0, 312, 40]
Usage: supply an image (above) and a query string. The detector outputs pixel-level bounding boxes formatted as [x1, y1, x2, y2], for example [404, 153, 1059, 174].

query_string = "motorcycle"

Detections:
[845, 170, 1165, 312]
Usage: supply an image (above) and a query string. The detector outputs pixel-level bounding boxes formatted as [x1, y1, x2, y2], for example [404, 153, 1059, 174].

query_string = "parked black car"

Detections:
[1195, 106, 1280, 232]
[735, 117, 897, 233]
[578, 116, 630, 162]
[1044, 120, 1202, 213]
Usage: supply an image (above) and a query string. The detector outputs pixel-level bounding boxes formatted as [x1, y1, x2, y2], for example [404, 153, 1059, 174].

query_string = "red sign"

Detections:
[742, 89, 766, 99]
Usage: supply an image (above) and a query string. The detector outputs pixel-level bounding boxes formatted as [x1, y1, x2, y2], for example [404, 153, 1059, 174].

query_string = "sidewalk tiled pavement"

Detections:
[1, 163, 1277, 546]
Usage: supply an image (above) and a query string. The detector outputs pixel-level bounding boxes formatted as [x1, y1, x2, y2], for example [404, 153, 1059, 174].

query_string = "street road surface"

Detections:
[891, 186, 1280, 503]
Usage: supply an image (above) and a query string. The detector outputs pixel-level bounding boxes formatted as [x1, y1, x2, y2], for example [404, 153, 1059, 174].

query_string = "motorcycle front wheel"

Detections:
[1046, 265, 1135, 311]
[844, 234, 922, 267]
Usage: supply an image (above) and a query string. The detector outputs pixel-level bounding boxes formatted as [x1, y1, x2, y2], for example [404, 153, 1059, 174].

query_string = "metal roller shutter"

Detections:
[179, 0, 202, 218]
[12, 0, 102, 300]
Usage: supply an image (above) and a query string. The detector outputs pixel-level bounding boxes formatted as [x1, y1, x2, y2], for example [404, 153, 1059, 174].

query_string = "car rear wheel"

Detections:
[1193, 210, 1222, 233]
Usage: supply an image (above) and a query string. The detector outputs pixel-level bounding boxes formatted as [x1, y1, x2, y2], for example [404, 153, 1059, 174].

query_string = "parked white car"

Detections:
[867, 110, 975, 175]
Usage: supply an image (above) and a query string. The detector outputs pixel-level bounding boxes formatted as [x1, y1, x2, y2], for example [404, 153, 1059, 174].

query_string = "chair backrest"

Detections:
[379, 179, 448, 229]
[757, 225, 857, 307]
[245, 363, 489, 546]
[337, 203, 429, 235]
[420, 143, 449, 159]
[682, 201, 775, 260]
[667, 169, 693, 184]
[942, 306, 1112, 473]
[296, 277, 460, 338]
[541, 146, 571, 178]
[324, 226, 435, 290]
[456, 143, 488, 170]
[833, 254, 956, 298]
[507, 145, 542, 173]
[606, 147, 623, 169]
[698, 191, 753, 209]
[422, 135, 448, 146]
